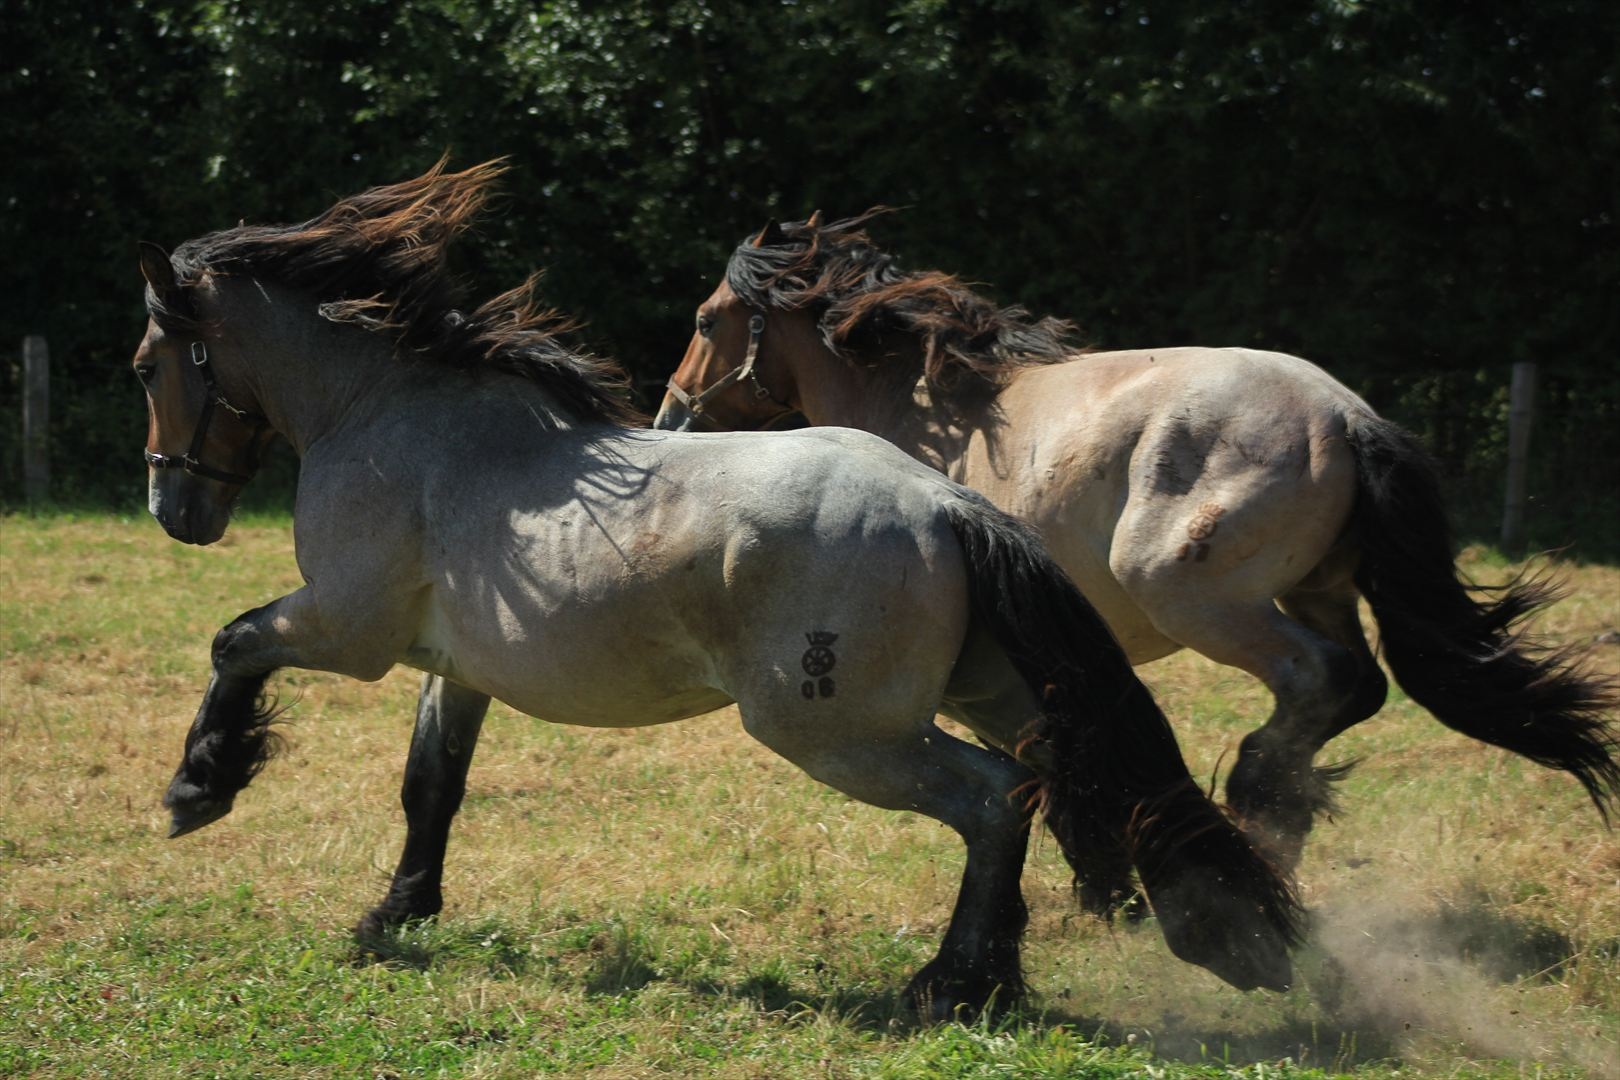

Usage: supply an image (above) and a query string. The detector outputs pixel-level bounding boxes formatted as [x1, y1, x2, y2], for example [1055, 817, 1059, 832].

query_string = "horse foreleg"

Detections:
[164, 586, 414, 838]
[904, 804, 1030, 1022]
[164, 601, 286, 837]
[357, 674, 490, 938]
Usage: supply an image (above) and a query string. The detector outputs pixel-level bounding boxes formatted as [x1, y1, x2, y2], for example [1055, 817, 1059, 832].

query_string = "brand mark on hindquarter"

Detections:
[1177, 502, 1226, 562]
[800, 631, 838, 699]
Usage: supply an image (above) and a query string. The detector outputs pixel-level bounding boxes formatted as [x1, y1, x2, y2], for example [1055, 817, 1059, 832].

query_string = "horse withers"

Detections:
[132, 162, 1299, 1018]
[655, 211, 1620, 880]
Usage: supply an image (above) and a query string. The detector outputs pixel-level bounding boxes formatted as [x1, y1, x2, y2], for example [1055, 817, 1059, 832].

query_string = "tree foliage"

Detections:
[3, 0, 1615, 545]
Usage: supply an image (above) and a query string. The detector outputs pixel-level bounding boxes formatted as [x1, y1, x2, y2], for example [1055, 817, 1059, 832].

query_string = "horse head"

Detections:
[654, 277, 803, 433]
[135, 242, 271, 545]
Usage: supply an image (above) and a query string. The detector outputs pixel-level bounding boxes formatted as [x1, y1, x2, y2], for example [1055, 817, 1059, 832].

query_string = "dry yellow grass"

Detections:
[1, 514, 1616, 1077]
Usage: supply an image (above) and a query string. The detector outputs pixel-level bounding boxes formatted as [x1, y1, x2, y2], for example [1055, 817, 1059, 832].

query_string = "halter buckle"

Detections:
[142, 338, 264, 485]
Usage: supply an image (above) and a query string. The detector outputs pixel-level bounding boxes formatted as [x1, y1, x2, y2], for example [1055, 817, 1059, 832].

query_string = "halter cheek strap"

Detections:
[664, 311, 796, 428]
[144, 341, 269, 486]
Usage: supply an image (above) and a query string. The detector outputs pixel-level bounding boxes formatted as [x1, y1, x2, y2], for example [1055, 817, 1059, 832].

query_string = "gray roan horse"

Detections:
[655, 211, 1619, 888]
[133, 163, 1301, 1018]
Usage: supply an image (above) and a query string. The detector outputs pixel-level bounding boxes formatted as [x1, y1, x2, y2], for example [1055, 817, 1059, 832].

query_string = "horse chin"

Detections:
[149, 477, 232, 545]
[651, 400, 696, 432]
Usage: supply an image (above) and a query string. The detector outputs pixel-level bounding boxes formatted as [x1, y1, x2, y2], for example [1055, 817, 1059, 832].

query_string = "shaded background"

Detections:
[4, 0, 1616, 554]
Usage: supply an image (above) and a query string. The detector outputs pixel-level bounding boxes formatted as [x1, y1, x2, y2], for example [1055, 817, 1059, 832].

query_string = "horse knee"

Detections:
[209, 617, 264, 674]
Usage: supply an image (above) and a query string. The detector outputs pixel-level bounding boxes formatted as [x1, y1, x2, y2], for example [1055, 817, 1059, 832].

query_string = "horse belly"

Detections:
[406, 590, 732, 728]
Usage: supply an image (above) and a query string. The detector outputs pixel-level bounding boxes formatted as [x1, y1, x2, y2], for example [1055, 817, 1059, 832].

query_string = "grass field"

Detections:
[2, 512, 1616, 1078]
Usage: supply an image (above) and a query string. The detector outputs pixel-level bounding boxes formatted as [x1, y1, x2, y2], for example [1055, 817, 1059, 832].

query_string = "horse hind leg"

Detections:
[737, 703, 1032, 1021]
[942, 622, 1136, 918]
[1223, 581, 1387, 868]
[357, 674, 491, 939]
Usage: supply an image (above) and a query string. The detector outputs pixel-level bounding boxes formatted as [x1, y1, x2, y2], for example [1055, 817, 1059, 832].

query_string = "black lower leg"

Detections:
[358, 676, 490, 938]
[163, 668, 282, 837]
[1225, 625, 1385, 867]
[905, 825, 1030, 1021]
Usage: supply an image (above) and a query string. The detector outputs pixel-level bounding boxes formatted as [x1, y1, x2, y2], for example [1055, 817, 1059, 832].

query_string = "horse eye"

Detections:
[135, 363, 157, 383]
[696, 314, 715, 336]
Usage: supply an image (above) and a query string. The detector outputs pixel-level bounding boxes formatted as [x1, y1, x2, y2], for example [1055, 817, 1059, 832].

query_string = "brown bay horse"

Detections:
[654, 211, 1619, 885]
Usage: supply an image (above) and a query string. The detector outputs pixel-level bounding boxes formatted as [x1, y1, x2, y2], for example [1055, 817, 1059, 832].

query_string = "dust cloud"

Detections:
[1301, 888, 1615, 1073]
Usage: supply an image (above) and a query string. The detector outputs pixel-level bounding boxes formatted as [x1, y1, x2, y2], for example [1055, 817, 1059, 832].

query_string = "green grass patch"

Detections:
[2, 513, 1616, 1077]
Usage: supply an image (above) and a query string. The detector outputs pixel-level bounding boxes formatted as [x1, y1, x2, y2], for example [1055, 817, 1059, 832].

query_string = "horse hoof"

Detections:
[903, 965, 1020, 1024]
[354, 910, 396, 943]
[166, 798, 232, 838]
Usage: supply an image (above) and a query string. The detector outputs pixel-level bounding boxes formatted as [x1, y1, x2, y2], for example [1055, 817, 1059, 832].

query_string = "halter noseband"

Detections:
[664, 311, 796, 427]
[143, 341, 268, 486]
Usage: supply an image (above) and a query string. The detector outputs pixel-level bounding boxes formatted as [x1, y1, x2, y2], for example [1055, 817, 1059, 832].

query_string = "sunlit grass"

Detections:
[2, 513, 1615, 1077]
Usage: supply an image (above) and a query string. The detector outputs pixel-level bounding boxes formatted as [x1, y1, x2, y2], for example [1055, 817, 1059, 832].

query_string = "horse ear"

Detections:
[753, 219, 787, 248]
[805, 210, 823, 228]
[138, 242, 178, 295]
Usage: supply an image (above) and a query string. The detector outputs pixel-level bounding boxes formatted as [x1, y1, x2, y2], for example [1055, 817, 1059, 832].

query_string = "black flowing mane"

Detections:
[725, 210, 1085, 404]
[148, 158, 640, 426]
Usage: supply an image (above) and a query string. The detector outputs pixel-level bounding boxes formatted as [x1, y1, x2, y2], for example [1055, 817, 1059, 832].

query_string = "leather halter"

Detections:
[664, 311, 796, 427]
[143, 341, 268, 486]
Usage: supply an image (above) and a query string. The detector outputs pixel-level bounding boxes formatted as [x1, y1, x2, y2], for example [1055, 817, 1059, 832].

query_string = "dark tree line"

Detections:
[4, 0, 1616, 550]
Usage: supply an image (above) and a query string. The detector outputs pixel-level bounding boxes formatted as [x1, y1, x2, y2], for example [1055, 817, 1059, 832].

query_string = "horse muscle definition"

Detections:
[655, 210, 1619, 880]
[134, 162, 1299, 1019]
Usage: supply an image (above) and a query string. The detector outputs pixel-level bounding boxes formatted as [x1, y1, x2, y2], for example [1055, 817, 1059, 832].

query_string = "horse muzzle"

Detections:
[651, 398, 698, 432]
[149, 471, 231, 545]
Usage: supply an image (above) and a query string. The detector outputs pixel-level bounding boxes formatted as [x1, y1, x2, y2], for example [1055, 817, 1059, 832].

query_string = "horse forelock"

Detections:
[160, 157, 639, 426]
[725, 210, 1086, 404]
[145, 280, 197, 334]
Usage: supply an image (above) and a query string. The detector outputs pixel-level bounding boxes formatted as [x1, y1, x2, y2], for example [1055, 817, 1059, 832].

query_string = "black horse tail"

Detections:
[940, 496, 1302, 956]
[1345, 414, 1620, 818]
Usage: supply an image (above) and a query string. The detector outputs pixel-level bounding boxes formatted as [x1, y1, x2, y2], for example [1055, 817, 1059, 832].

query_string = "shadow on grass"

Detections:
[350, 917, 535, 977]
[341, 896, 1587, 1070]
[343, 919, 1395, 1064]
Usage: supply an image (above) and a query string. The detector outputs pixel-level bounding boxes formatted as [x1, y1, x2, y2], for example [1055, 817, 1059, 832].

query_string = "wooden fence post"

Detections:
[23, 335, 50, 505]
[1500, 361, 1537, 557]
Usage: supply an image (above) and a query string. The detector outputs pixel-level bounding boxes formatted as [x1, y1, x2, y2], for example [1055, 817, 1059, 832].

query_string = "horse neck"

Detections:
[205, 278, 407, 456]
[794, 336, 977, 476]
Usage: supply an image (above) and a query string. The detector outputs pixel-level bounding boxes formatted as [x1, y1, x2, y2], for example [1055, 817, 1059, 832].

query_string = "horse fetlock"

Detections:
[1228, 742, 1315, 817]
[1225, 775, 1313, 870]
[209, 619, 262, 672]
[1228, 747, 1354, 870]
